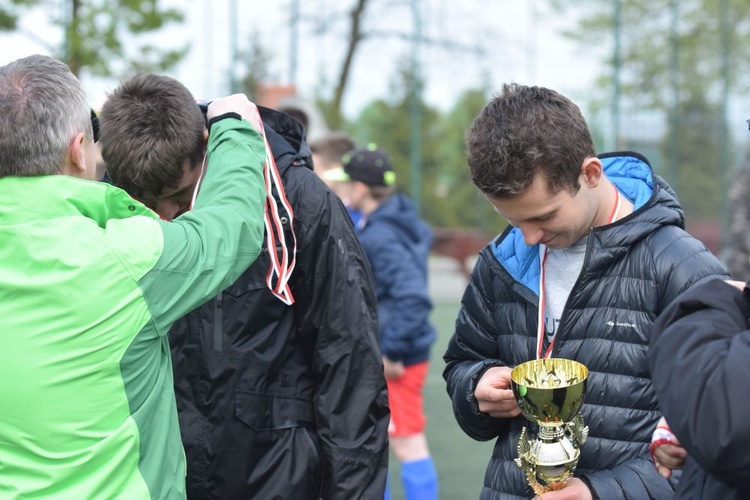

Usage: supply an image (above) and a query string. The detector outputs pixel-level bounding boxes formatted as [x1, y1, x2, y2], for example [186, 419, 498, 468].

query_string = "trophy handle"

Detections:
[566, 412, 589, 446]
[514, 427, 543, 496]
[514, 426, 531, 470]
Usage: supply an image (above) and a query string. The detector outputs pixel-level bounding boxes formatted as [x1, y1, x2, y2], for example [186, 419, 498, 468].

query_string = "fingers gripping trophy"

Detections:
[510, 358, 589, 495]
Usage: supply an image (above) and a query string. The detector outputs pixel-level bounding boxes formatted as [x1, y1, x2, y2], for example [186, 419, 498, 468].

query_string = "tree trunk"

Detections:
[67, 0, 82, 76]
[330, 0, 368, 129]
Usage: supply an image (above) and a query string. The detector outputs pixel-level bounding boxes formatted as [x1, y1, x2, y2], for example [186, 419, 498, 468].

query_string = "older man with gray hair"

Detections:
[0, 54, 267, 499]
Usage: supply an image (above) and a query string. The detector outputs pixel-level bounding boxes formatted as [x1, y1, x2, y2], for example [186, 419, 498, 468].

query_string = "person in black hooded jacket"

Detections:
[648, 278, 750, 500]
[443, 83, 728, 500]
[98, 74, 389, 500]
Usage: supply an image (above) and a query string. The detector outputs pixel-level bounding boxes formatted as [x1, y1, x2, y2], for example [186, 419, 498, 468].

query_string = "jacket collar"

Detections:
[0, 175, 156, 227]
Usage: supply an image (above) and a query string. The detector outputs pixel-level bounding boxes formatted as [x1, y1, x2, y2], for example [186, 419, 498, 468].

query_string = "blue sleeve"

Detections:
[368, 233, 433, 361]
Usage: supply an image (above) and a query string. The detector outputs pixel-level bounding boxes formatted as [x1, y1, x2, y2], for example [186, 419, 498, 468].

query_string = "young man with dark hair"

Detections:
[342, 145, 439, 500]
[99, 74, 389, 500]
[443, 83, 728, 499]
[0, 55, 266, 499]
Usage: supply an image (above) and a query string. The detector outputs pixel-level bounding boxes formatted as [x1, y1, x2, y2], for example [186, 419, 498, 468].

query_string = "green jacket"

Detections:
[0, 119, 266, 499]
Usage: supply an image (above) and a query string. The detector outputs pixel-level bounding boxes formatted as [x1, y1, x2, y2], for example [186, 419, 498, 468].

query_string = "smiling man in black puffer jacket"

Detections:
[443, 83, 728, 500]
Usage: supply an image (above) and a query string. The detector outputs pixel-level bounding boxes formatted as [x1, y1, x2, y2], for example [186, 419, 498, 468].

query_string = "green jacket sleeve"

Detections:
[139, 117, 267, 333]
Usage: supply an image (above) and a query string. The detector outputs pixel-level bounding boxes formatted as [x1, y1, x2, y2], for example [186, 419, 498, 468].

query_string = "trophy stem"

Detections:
[538, 425, 565, 442]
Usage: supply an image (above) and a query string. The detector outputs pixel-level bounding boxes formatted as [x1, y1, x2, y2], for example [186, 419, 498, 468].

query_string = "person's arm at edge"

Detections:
[649, 278, 750, 491]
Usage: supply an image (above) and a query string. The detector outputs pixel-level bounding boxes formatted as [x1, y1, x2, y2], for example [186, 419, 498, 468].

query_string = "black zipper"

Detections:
[213, 293, 223, 351]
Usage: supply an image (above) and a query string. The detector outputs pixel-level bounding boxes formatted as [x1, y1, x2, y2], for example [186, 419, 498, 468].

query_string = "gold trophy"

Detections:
[510, 358, 589, 495]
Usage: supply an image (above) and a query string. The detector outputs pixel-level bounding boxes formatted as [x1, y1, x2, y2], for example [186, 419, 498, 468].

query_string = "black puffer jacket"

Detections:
[443, 152, 728, 500]
[171, 109, 389, 500]
[649, 278, 750, 500]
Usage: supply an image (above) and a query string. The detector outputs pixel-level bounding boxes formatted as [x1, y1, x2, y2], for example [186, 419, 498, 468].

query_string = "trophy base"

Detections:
[524, 470, 573, 495]
[515, 422, 587, 495]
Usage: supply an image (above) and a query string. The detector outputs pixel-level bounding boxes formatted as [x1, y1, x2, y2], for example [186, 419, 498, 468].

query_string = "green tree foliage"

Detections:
[664, 96, 724, 219]
[350, 97, 444, 222]
[433, 88, 505, 234]
[553, 0, 750, 108]
[349, 61, 499, 234]
[553, 0, 750, 221]
[236, 31, 273, 101]
[0, 0, 36, 31]
[1, 0, 187, 76]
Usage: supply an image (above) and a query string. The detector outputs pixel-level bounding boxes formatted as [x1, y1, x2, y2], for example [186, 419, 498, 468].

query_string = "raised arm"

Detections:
[138, 95, 267, 331]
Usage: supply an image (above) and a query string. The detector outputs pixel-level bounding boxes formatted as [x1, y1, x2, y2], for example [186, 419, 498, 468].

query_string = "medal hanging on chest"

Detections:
[535, 186, 621, 359]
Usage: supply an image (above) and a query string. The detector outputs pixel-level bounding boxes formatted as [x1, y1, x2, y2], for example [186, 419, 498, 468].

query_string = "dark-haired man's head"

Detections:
[466, 84, 607, 249]
[100, 74, 206, 219]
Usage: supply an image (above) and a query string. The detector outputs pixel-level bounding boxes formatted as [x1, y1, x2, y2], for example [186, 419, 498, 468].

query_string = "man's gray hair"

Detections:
[0, 54, 93, 177]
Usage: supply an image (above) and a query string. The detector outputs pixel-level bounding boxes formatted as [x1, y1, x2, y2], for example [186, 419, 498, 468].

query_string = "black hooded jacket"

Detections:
[171, 108, 389, 499]
[443, 153, 728, 499]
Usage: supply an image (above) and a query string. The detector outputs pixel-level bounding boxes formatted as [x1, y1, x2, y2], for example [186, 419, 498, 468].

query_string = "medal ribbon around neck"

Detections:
[259, 120, 297, 305]
[535, 184, 621, 359]
[189, 120, 297, 306]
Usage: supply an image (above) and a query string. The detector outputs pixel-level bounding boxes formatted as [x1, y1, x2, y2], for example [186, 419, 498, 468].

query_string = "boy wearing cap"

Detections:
[342, 145, 439, 500]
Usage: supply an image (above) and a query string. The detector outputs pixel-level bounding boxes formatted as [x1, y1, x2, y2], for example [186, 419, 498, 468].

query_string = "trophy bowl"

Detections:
[510, 358, 589, 494]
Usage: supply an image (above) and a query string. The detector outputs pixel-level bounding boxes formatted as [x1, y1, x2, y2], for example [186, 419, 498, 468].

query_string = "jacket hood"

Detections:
[259, 106, 313, 174]
[366, 193, 434, 253]
[491, 151, 685, 293]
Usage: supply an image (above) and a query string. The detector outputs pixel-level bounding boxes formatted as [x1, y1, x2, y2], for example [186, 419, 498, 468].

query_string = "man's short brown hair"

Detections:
[99, 74, 205, 198]
[466, 83, 596, 198]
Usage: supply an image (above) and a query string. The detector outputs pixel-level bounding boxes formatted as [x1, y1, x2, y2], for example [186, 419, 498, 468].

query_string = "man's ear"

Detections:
[581, 157, 604, 188]
[60, 132, 88, 178]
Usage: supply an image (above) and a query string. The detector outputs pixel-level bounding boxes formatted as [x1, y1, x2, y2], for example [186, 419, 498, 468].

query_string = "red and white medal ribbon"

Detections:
[259, 120, 297, 305]
[536, 185, 621, 359]
[189, 114, 297, 306]
[650, 424, 677, 462]
[536, 246, 552, 359]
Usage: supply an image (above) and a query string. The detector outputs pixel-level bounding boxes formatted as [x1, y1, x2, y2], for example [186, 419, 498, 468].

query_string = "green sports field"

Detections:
[388, 300, 495, 500]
